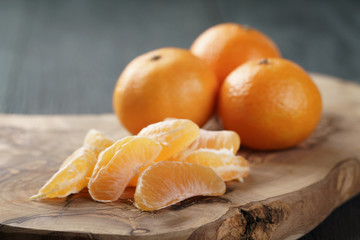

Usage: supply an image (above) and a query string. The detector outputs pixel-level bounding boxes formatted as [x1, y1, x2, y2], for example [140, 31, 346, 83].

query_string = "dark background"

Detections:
[0, 0, 359, 239]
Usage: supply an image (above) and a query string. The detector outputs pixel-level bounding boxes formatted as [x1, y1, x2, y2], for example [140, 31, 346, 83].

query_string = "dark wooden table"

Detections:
[0, 0, 359, 239]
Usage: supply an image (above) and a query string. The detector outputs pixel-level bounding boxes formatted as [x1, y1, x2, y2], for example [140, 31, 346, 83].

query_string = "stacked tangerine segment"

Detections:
[88, 136, 162, 202]
[30, 129, 113, 200]
[127, 118, 200, 186]
[31, 119, 250, 211]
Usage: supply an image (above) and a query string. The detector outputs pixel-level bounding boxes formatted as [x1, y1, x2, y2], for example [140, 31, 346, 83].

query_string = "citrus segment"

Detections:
[127, 119, 200, 187]
[187, 129, 240, 154]
[180, 149, 249, 182]
[30, 147, 97, 199]
[88, 137, 162, 202]
[59, 129, 113, 170]
[134, 161, 226, 211]
[138, 119, 200, 162]
[83, 129, 114, 156]
[91, 136, 134, 179]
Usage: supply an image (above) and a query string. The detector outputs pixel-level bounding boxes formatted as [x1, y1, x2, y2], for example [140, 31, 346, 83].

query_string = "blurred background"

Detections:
[0, 0, 359, 239]
[0, 0, 359, 114]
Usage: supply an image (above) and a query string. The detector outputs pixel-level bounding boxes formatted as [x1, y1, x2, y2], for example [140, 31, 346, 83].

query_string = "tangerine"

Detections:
[218, 58, 322, 150]
[113, 47, 218, 134]
[191, 23, 281, 83]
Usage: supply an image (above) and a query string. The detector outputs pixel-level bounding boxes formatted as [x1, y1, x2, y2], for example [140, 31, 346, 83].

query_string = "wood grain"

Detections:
[0, 74, 360, 239]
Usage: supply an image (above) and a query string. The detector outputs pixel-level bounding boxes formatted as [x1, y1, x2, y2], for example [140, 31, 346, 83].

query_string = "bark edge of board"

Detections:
[189, 157, 360, 240]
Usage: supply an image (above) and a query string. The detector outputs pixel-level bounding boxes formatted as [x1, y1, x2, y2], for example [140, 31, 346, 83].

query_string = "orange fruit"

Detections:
[190, 23, 281, 83]
[30, 147, 97, 199]
[187, 129, 240, 154]
[83, 129, 114, 156]
[113, 47, 218, 134]
[218, 58, 322, 150]
[88, 136, 162, 202]
[180, 149, 249, 182]
[127, 118, 200, 186]
[134, 161, 226, 211]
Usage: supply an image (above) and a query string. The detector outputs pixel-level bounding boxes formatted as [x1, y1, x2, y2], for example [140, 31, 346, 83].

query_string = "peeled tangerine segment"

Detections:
[83, 129, 114, 157]
[128, 119, 200, 187]
[30, 147, 97, 200]
[60, 129, 113, 169]
[138, 118, 200, 161]
[181, 148, 249, 182]
[91, 136, 135, 179]
[88, 136, 162, 202]
[187, 129, 241, 154]
[134, 161, 226, 211]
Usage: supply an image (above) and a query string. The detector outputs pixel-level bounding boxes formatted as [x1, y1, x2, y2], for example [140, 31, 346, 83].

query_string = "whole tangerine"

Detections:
[218, 58, 322, 150]
[113, 47, 218, 134]
[190, 23, 281, 84]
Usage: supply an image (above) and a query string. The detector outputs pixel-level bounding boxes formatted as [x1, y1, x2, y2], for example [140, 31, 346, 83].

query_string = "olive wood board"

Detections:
[0, 73, 359, 240]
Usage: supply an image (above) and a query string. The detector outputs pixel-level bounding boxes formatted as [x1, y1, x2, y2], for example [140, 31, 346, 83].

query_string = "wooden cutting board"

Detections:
[0, 73, 359, 240]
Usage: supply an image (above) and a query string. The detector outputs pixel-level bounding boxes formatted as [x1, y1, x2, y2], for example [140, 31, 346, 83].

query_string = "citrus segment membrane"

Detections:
[128, 119, 200, 187]
[187, 129, 240, 154]
[88, 136, 162, 202]
[180, 148, 249, 182]
[30, 147, 97, 200]
[138, 119, 200, 162]
[134, 161, 226, 211]
[83, 129, 114, 156]
[91, 136, 134, 179]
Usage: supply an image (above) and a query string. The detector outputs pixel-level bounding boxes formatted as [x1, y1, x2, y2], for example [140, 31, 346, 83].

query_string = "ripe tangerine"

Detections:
[218, 58, 322, 150]
[191, 23, 281, 83]
[113, 48, 218, 134]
